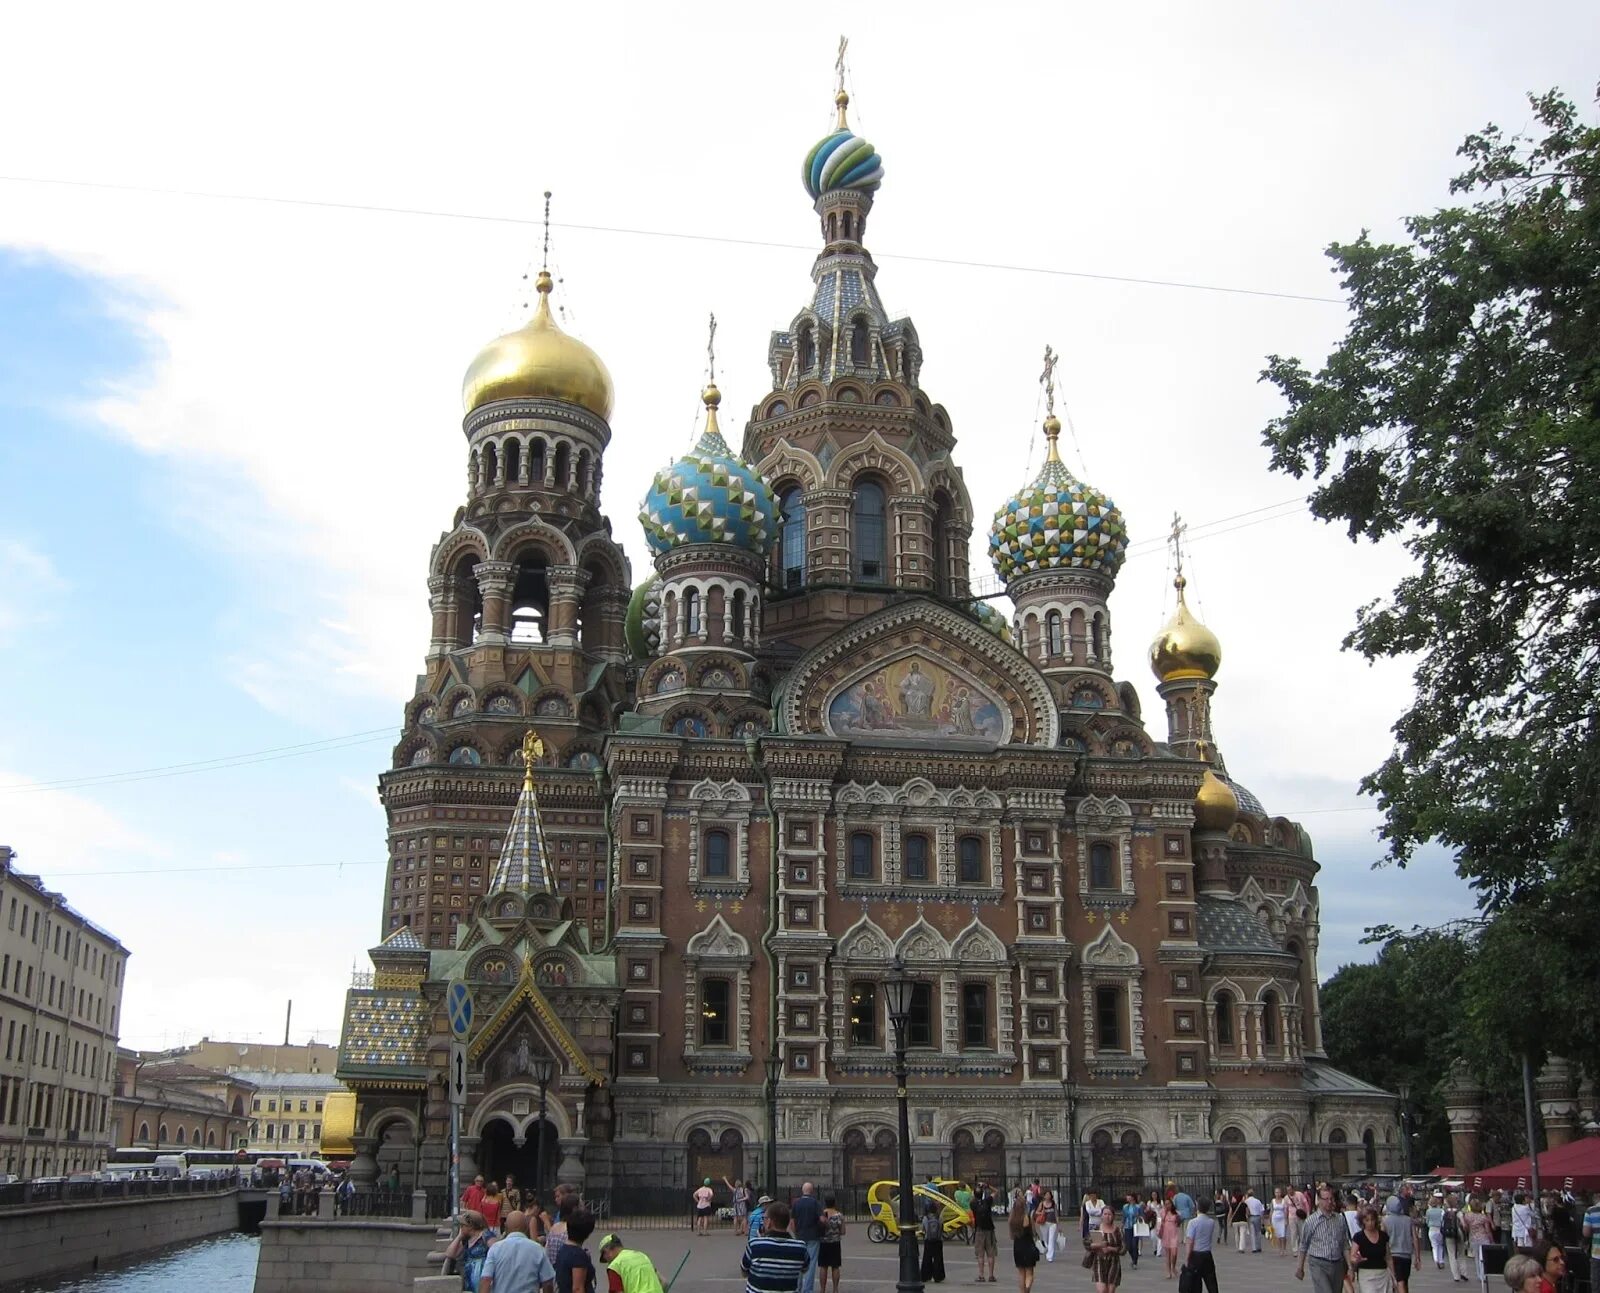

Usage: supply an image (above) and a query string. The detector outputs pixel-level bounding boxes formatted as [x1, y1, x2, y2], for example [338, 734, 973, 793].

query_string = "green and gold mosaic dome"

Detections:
[988, 417, 1127, 584]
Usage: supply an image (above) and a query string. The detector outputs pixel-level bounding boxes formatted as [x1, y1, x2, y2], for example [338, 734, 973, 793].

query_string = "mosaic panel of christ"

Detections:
[826, 656, 1006, 742]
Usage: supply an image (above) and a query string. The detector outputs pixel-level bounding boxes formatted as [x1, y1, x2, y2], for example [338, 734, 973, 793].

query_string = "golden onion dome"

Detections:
[1194, 766, 1239, 833]
[461, 270, 614, 419]
[1149, 574, 1222, 682]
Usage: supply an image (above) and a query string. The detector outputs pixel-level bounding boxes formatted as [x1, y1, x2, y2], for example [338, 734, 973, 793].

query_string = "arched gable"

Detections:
[491, 518, 578, 565]
[895, 916, 951, 964]
[755, 438, 825, 492]
[828, 430, 922, 494]
[777, 600, 1058, 746]
[835, 913, 895, 961]
[1081, 923, 1140, 968]
[950, 919, 1007, 964]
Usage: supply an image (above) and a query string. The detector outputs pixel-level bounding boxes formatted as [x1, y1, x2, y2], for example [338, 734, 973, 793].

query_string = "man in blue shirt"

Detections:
[1174, 1186, 1196, 1224]
[1183, 1200, 1220, 1293]
[748, 1194, 772, 1246]
[480, 1210, 557, 1293]
[743, 1200, 810, 1293]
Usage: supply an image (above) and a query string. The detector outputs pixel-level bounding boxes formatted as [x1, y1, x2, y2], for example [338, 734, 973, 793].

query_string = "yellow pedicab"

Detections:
[865, 1180, 972, 1244]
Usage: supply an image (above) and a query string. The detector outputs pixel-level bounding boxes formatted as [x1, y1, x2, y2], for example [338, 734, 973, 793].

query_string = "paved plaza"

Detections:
[590, 1224, 1433, 1293]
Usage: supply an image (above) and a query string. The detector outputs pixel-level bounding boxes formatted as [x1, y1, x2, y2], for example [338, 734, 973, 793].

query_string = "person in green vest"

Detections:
[598, 1233, 665, 1293]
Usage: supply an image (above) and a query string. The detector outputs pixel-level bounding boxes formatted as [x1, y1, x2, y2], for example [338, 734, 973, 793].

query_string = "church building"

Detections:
[336, 71, 1398, 1197]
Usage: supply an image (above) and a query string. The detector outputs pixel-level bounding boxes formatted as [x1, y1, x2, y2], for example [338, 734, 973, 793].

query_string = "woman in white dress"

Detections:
[1270, 1188, 1289, 1255]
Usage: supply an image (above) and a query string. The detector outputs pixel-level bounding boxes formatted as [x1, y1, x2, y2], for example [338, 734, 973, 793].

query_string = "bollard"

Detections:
[412, 1188, 428, 1223]
[266, 1190, 281, 1219]
[318, 1186, 335, 1220]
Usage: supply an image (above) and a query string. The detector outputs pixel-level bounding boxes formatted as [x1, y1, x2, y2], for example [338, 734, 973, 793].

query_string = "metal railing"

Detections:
[0, 1172, 239, 1210]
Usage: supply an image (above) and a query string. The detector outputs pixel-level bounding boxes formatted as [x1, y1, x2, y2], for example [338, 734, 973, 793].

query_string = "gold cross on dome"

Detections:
[835, 35, 848, 94]
[1039, 345, 1058, 417]
[1169, 512, 1188, 583]
[706, 312, 717, 384]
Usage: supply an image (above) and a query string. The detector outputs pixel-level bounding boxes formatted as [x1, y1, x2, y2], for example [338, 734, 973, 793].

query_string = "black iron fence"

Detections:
[0, 1172, 239, 1210]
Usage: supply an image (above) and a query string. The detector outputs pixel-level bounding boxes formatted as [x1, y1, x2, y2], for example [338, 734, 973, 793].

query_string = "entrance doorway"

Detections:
[687, 1128, 744, 1192]
[374, 1117, 417, 1186]
[952, 1129, 1005, 1186]
[478, 1117, 560, 1200]
[843, 1128, 897, 1186]
[1217, 1127, 1248, 1188]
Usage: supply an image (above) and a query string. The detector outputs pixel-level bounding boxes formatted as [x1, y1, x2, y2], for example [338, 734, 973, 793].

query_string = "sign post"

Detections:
[446, 981, 474, 1220]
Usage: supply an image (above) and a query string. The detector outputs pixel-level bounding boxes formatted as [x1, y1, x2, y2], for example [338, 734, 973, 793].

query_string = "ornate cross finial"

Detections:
[707, 311, 717, 385]
[835, 35, 849, 94]
[1040, 344, 1058, 418]
[521, 730, 544, 790]
[1169, 511, 1188, 587]
[541, 190, 552, 272]
[834, 35, 851, 128]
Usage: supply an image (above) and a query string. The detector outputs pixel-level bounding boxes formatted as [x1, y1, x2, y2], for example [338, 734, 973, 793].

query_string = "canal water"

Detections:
[7, 1232, 259, 1292]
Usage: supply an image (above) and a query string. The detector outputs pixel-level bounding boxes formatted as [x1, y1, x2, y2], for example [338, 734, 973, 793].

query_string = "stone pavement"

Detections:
[590, 1224, 1452, 1292]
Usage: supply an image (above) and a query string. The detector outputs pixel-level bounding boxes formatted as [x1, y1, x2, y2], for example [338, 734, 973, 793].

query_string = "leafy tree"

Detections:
[1261, 87, 1600, 1073]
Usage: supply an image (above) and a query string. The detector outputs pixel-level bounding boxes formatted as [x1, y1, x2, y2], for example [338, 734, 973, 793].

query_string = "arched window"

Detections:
[158, 1123, 169, 1143]
[482, 442, 498, 489]
[175, 1126, 186, 1145]
[1046, 611, 1065, 657]
[848, 981, 877, 1047]
[1089, 841, 1115, 890]
[1262, 991, 1280, 1047]
[958, 836, 983, 884]
[1090, 614, 1103, 660]
[529, 436, 547, 485]
[509, 553, 550, 645]
[684, 589, 701, 637]
[779, 488, 806, 589]
[704, 829, 731, 878]
[842, 210, 853, 240]
[504, 438, 521, 486]
[904, 833, 929, 882]
[552, 441, 570, 489]
[1362, 1128, 1377, 1173]
[850, 319, 870, 366]
[853, 481, 887, 582]
[1215, 991, 1235, 1046]
[138, 1122, 149, 1143]
[1328, 1127, 1350, 1177]
[797, 327, 816, 373]
[849, 831, 875, 879]
[730, 589, 747, 641]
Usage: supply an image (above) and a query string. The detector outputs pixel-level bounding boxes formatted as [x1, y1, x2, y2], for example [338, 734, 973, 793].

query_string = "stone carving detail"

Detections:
[1082, 924, 1138, 967]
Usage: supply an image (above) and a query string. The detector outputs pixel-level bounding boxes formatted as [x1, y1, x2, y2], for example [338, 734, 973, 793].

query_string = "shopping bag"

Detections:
[1176, 1264, 1197, 1293]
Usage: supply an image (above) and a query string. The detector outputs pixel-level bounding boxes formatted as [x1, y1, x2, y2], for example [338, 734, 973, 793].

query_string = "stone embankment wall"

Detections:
[0, 1189, 240, 1285]
[253, 1216, 439, 1293]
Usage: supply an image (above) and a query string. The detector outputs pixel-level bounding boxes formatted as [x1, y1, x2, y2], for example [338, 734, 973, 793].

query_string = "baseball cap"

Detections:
[598, 1233, 621, 1251]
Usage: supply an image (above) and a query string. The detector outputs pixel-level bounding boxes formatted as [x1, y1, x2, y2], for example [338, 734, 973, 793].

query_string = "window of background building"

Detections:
[853, 481, 887, 581]
[780, 488, 806, 590]
[1089, 841, 1116, 890]
[1215, 992, 1235, 1047]
[704, 829, 731, 878]
[1046, 610, 1065, 656]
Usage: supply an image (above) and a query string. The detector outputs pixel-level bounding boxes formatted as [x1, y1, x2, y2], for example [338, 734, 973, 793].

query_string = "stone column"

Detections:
[473, 561, 515, 643]
[545, 566, 589, 649]
[350, 1136, 380, 1186]
[555, 1137, 587, 1191]
[1193, 834, 1231, 897]
[1444, 1063, 1485, 1173]
[1536, 1056, 1579, 1148]
[427, 575, 453, 657]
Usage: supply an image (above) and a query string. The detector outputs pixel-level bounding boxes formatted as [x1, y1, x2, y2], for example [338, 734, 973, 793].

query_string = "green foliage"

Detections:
[1261, 87, 1600, 1075]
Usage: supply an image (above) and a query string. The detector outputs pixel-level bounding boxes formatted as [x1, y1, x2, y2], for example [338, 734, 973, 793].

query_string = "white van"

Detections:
[152, 1154, 188, 1179]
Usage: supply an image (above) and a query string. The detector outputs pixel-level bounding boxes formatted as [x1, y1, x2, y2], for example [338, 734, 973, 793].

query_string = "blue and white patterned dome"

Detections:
[802, 92, 883, 199]
[640, 385, 778, 557]
[988, 417, 1128, 584]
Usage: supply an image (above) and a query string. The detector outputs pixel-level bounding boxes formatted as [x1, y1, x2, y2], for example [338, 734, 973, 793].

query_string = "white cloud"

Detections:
[0, 538, 66, 645]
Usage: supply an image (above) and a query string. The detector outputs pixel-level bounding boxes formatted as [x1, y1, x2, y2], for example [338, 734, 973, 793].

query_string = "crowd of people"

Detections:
[439, 1170, 1600, 1293]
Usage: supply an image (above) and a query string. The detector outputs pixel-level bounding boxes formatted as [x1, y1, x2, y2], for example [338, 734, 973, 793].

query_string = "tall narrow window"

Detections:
[958, 836, 983, 885]
[853, 482, 887, 582]
[907, 982, 934, 1048]
[700, 978, 731, 1046]
[1095, 985, 1123, 1049]
[704, 829, 731, 878]
[1215, 992, 1235, 1046]
[850, 319, 870, 366]
[961, 983, 989, 1049]
[904, 833, 929, 882]
[780, 488, 806, 589]
[849, 981, 877, 1047]
[730, 589, 746, 641]
[798, 327, 816, 373]
[1046, 611, 1065, 657]
[1262, 991, 1279, 1046]
[849, 831, 874, 879]
[1089, 842, 1115, 890]
[1090, 615, 1104, 660]
[684, 589, 701, 636]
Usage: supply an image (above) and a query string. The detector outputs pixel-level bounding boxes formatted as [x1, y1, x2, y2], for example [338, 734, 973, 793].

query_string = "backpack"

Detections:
[1442, 1209, 1459, 1240]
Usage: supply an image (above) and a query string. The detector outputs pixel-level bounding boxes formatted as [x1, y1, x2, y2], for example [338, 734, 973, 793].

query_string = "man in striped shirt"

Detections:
[742, 1200, 810, 1293]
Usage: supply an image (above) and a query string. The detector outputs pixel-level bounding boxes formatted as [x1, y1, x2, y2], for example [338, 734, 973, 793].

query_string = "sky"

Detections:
[1, 1, 1594, 1050]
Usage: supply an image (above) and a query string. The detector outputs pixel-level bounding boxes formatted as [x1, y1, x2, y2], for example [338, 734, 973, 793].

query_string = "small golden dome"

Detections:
[1194, 766, 1239, 832]
[1149, 574, 1222, 682]
[461, 270, 614, 419]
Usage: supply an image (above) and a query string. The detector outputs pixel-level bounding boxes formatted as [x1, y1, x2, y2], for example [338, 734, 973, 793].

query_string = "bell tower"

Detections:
[378, 221, 632, 950]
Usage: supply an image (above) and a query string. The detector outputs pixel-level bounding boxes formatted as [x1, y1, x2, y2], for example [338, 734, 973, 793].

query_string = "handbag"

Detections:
[1177, 1264, 1197, 1293]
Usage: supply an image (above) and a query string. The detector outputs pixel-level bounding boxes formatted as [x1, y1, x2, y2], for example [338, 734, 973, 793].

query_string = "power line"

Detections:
[2, 728, 394, 796]
[0, 173, 1345, 306]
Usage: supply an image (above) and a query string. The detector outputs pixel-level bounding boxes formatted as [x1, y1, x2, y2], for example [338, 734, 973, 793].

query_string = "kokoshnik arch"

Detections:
[334, 71, 1399, 1195]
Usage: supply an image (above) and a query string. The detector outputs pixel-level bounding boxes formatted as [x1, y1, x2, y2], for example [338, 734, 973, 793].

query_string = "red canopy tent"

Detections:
[1468, 1137, 1600, 1192]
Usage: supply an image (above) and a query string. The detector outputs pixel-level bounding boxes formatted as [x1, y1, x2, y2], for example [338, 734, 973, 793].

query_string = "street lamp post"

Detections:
[1396, 1083, 1413, 1179]
[530, 1055, 555, 1205]
[1061, 1076, 1079, 1214]
[764, 1050, 781, 1196]
[883, 959, 924, 1293]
